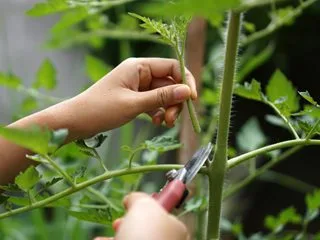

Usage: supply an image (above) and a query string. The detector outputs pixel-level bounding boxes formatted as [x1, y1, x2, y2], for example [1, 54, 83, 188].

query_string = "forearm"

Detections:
[0, 97, 88, 185]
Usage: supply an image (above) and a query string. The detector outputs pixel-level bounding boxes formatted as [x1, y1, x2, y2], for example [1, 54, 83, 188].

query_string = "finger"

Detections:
[123, 192, 153, 210]
[135, 84, 191, 113]
[140, 77, 176, 92]
[164, 104, 183, 128]
[149, 77, 176, 91]
[150, 108, 165, 126]
[137, 58, 197, 99]
[112, 218, 123, 232]
[93, 237, 113, 240]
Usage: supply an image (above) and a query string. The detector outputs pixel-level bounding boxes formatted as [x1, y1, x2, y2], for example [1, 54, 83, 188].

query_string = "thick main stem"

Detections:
[207, 12, 241, 240]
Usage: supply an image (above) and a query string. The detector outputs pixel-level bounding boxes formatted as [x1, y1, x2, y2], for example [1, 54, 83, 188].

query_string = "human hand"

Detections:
[94, 192, 190, 240]
[69, 58, 197, 138]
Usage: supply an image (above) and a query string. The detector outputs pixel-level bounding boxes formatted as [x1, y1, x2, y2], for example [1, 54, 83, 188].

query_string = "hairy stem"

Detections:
[207, 11, 241, 240]
[177, 52, 201, 133]
[0, 164, 207, 219]
[44, 155, 75, 187]
[267, 102, 300, 139]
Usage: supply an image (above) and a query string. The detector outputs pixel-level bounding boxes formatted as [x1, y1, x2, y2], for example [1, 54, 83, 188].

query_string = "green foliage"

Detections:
[266, 69, 299, 115]
[144, 136, 182, 152]
[15, 166, 41, 192]
[0, 125, 51, 155]
[51, 7, 88, 34]
[264, 207, 302, 233]
[33, 59, 57, 90]
[234, 79, 263, 101]
[1, 0, 320, 239]
[0, 73, 22, 89]
[129, 12, 190, 53]
[299, 91, 319, 107]
[27, 0, 69, 17]
[85, 55, 112, 82]
[141, 0, 240, 27]
[69, 209, 113, 224]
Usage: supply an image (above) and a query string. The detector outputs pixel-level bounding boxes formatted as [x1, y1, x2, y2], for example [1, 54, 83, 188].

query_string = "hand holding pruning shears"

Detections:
[95, 143, 213, 240]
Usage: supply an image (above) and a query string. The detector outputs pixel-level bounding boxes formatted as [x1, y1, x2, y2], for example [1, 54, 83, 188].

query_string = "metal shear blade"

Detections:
[183, 142, 213, 184]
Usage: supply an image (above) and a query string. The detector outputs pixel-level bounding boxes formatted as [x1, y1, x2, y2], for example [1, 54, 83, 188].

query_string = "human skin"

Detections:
[94, 193, 190, 240]
[0, 57, 196, 240]
[0, 57, 197, 188]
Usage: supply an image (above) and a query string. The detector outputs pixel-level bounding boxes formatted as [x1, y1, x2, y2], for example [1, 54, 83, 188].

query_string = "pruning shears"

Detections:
[152, 142, 213, 212]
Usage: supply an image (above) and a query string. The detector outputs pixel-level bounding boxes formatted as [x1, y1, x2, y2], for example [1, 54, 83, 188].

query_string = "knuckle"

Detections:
[157, 88, 168, 107]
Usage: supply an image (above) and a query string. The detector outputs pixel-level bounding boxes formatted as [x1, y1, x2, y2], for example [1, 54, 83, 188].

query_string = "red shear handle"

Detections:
[152, 179, 186, 212]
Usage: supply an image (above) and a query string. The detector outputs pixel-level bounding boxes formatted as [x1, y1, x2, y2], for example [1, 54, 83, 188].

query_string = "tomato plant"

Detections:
[1, 0, 320, 239]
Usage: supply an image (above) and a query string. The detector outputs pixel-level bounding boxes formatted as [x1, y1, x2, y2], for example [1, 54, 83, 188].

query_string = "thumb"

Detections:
[137, 84, 191, 112]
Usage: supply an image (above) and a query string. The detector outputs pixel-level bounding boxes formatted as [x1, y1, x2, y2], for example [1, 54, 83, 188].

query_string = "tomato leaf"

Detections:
[33, 59, 57, 90]
[298, 91, 319, 107]
[69, 209, 113, 224]
[27, 0, 69, 17]
[0, 125, 51, 155]
[0, 72, 22, 89]
[144, 136, 182, 152]
[15, 166, 41, 191]
[234, 79, 263, 102]
[266, 69, 299, 114]
[51, 7, 88, 33]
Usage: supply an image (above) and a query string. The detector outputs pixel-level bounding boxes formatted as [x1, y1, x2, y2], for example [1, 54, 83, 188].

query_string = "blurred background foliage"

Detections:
[1, 0, 320, 239]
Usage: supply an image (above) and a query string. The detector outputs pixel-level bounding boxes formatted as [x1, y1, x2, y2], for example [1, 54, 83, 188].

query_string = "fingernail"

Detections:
[173, 86, 189, 101]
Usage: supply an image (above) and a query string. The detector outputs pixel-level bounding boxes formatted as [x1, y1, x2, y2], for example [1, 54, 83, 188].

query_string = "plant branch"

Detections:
[305, 119, 320, 140]
[240, 0, 318, 47]
[224, 145, 302, 198]
[258, 170, 317, 193]
[235, 0, 289, 13]
[0, 164, 208, 219]
[267, 102, 300, 139]
[49, 29, 164, 49]
[207, 11, 241, 240]
[86, 186, 121, 211]
[17, 85, 63, 104]
[176, 50, 201, 133]
[43, 155, 75, 187]
[92, 149, 108, 172]
[227, 139, 320, 169]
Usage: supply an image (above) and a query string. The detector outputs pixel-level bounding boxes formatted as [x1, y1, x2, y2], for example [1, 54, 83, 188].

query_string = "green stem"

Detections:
[51, 29, 164, 49]
[207, 11, 241, 240]
[177, 52, 201, 133]
[0, 164, 207, 219]
[235, 0, 288, 12]
[86, 186, 120, 211]
[43, 155, 75, 187]
[267, 102, 300, 139]
[17, 85, 62, 104]
[240, 0, 318, 47]
[259, 170, 316, 193]
[224, 145, 302, 198]
[227, 139, 320, 169]
[306, 119, 320, 140]
[93, 149, 108, 172]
